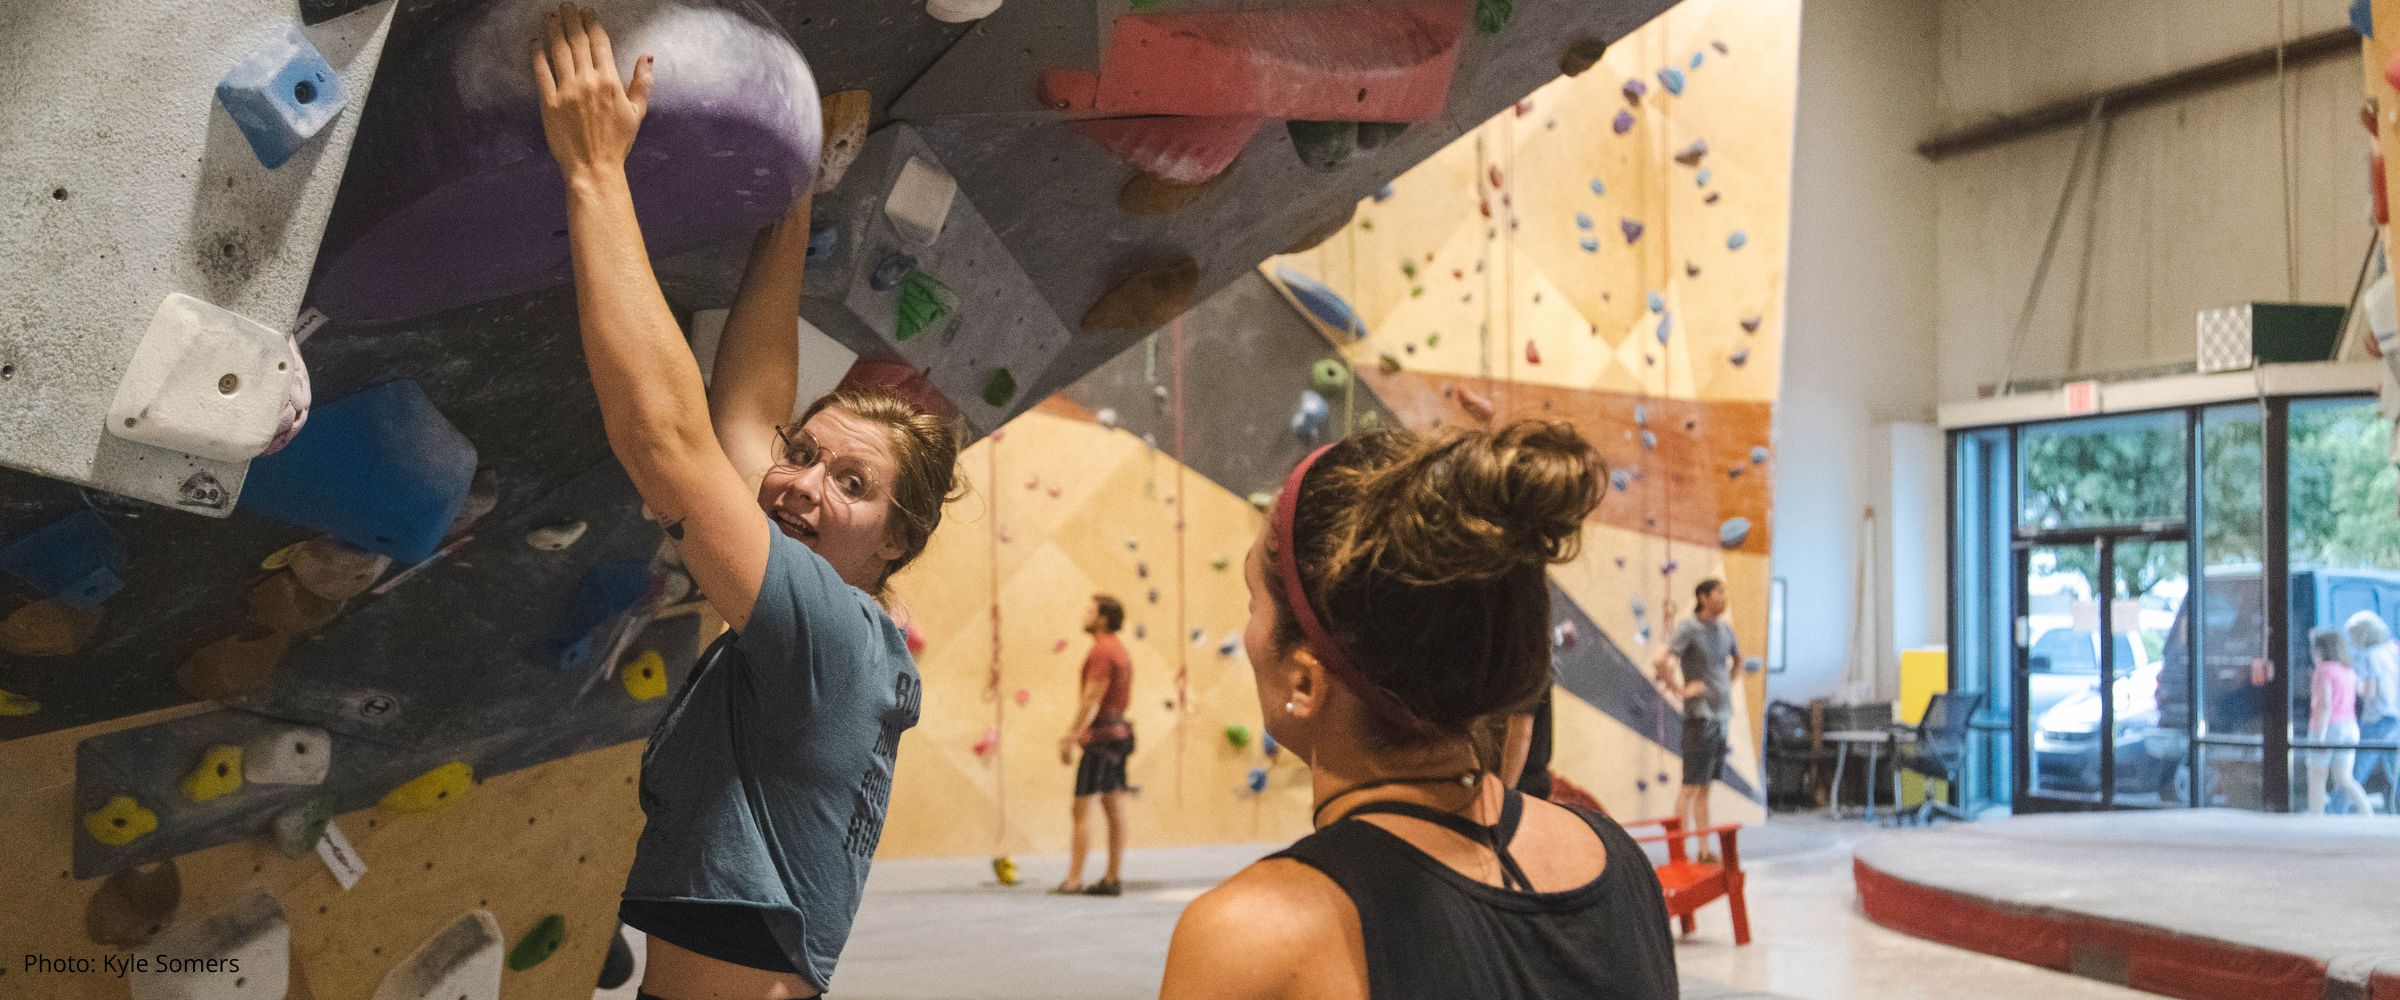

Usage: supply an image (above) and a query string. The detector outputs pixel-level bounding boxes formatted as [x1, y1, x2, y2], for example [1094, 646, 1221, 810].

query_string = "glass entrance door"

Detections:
[2018, 535, 2193, 810]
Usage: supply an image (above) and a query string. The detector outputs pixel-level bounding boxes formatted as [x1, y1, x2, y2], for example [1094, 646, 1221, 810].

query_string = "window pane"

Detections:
[2284, 398, 2400, 815]
[2019, 412, 2189, 532]
[2199, 404, 2267, 740]
[2112, 539, 2187, 808]
[1952, 428, 2013, 811]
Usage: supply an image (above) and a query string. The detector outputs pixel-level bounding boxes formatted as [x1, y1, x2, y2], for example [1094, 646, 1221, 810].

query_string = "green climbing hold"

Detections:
[1224, 724, 1252, 750]
[1288, 120, 1359, 172]
[1474, 0, 1512, 33]
[983, 368, 1017, 408]
[895, 271, 957, 342]
[1211, 556, 1232, 571]
[507, 914, 567, 971]
[1399, 259, 1417, 279]
[1311, 358, 1351, 393]
[1426, 333, 1442, 348]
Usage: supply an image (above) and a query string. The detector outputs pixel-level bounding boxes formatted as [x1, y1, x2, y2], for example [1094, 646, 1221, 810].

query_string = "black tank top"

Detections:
[1270, 789, 1679, 1000]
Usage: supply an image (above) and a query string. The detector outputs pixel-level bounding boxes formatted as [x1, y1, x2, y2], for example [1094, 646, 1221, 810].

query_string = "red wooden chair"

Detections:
[1621, 815, 1751, 945]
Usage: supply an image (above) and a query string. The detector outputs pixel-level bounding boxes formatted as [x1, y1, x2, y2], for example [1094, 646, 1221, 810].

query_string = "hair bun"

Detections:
[1327, 419, 1603, 588]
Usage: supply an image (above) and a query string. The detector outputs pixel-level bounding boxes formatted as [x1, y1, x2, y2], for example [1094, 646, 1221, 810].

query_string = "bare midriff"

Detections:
[638, 934, 821, 999]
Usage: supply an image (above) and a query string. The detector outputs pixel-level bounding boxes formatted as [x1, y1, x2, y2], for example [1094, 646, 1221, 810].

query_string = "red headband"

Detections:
[1272, 445, 1437, 738]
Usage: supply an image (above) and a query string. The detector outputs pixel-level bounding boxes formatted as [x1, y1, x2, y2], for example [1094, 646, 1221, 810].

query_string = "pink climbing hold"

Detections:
[1488, 165, 1504, 189]
[904, 623, 926, 653]
[1455, 386, 1495, 423]
[1525, 340, 1541, 364]
[1014, 687, 1030, 706]
[974, 729, 1000, 756]
[1070, 115, 1264, 184]
[1515, 98, 1534, 117]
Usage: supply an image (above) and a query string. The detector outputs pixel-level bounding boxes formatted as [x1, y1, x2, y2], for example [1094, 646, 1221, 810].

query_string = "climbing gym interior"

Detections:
[2, 0, 2397, 998]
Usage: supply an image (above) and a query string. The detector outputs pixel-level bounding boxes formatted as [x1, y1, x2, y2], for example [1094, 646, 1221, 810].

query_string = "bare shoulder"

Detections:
[1160, 858, 1358, 1000]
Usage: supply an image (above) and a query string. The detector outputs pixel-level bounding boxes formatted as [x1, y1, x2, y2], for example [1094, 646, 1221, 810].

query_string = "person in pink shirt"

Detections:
[2306, 628, 2373, 814]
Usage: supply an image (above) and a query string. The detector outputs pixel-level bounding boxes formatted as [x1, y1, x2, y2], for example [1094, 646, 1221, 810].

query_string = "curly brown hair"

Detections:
[1272, 419, 1605, 743]
[796, 385, 965, 595]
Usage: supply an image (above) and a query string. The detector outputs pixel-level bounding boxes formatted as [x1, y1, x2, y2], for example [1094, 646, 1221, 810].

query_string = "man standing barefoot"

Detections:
[1655, 579, 1737, 862]
[1057, 595, 1133, 895]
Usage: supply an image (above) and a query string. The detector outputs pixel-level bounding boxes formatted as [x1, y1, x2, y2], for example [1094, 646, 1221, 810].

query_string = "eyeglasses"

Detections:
[771, 425, 882, 505]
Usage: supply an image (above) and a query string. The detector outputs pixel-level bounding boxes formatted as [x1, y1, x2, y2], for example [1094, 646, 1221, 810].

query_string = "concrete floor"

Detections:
[598, 812, 2175, 999]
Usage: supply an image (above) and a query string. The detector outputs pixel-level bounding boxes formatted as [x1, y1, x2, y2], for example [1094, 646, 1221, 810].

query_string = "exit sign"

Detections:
[2063, 380, 2100, 415]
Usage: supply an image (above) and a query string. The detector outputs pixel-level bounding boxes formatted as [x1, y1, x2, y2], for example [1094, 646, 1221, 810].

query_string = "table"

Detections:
[1824, 729, 1896, 822]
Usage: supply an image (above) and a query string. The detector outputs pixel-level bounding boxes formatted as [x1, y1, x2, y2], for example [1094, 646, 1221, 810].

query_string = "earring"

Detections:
[1285, 700, 1296, 713]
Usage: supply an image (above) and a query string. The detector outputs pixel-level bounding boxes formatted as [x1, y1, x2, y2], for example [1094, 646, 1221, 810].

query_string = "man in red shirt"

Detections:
[1056, 594, 1134, 896]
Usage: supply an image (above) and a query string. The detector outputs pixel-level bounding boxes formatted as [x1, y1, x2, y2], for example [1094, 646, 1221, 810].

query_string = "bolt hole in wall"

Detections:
[50, 187, 66, 200]
[1, 363, 14, 378]
[293, 78, 317, 104]
[218, 373, 239, 395]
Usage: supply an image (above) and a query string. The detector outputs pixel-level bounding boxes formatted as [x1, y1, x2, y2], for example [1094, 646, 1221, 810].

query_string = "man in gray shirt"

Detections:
[1654, 578, 1738, 861]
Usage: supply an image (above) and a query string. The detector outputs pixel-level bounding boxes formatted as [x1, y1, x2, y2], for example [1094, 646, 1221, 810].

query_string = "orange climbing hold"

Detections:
[0, 599, 102, 657]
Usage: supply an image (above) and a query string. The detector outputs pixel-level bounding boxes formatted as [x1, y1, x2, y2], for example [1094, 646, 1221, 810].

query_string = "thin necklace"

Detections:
[1311, 769, 1483, 828]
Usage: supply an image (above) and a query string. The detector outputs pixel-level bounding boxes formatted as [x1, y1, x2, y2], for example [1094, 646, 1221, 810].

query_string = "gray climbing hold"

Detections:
[1719, 517, 1752, 549]
[372, 909, 502, 1000]
[1673, 139, 1708, 166]
[1640, 430, 1657, 450]
[1656, 312, 1673, 344]
[1647, 291, 1665, 313]
[1575, 212, 1594, 231]
[1288, 120, 1361, 173]
[1589, 178, 1605, 196]
[1609, 469, 1631, 493]
[1621, 218, 1643, 243]
[1373, 183, 1395, 202]
[1696, 167, 1712, 187]
[1579, 237, 1599, 254]
[1751, 446, 1769, 464]
[1631, 596, 1647, 619]
[1727, 230, 1749, 250]
[1633, 404, 1648, 427]
[131, 894, 289, 1000]
[526, 521, 586, 551]
[1741, 315, 1763, 332]
[243, 726, 331, 786]
[1729, 348, 1751, 366]
[868, 251, 918, 292]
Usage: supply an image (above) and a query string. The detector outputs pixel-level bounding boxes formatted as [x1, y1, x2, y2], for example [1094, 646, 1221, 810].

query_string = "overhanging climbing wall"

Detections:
[1257, 0, 1796, 821]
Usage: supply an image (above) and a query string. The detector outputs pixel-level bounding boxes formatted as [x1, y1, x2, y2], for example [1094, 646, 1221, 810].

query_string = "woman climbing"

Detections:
[1161, 421, 1679, 1000]
[534, 6, 962, 997]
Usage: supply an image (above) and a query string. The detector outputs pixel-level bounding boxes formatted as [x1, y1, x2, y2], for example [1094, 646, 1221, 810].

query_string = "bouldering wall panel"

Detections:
[1261, 0, 1798, 810]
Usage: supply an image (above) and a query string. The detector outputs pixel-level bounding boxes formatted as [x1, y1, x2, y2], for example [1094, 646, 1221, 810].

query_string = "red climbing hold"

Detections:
[1455, 386, 1495, 423]
[1525, 340, 1541, 364]
[1064, 1, 1468, 121]
[1488, 165, 1505, 189]
[1072, 116, 1264, 184]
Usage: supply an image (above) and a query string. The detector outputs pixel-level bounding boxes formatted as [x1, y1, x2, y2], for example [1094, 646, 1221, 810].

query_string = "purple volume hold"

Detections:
[310, 0, 822, 323]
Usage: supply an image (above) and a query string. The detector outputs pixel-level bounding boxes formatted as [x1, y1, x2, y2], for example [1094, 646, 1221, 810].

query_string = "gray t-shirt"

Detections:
[2359, 640, 2400, 724]
[1672, 617, 1738, 721]
[623, 519, 921, 990]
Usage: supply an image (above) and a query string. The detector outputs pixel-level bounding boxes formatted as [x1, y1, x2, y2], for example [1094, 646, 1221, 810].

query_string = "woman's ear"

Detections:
[1284, 645, 1328, 721]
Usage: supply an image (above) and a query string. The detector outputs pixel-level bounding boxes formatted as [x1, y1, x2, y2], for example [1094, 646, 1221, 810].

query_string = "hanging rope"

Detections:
[1171, 312, 1192, 806]
[986, 434, 1007, 852]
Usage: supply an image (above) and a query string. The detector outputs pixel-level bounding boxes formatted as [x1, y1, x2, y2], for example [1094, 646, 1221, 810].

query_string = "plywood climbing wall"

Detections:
[1258, 0, 1797, 820]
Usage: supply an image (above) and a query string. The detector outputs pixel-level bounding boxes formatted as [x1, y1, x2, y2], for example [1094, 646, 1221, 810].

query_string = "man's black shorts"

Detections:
[1681, 715, 1727, 786]
[1075, 732, 1135, 797]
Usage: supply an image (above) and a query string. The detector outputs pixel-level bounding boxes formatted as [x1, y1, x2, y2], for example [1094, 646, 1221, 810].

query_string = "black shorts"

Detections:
[1681, 715, 1727, 786]
[619, 898, 799, 976]
[1075, 733, 1135, 797]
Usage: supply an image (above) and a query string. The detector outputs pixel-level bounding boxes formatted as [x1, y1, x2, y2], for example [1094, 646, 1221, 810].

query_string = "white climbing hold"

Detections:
[526, 521, 587, 551]
[885, 156, 958, 246]
[130, 894, 290, 1000]
[242, 726, 331, 786]
[1096, 407, 1119, 429]
[107, 294, 300, 463]
[373, 909, 503, 1000]
[926, 0, 1002, 21]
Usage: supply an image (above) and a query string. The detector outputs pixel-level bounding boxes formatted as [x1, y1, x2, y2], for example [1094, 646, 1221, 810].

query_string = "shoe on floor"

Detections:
[1082, 880, 1122, 897]
[1049, 883, 1085, 895]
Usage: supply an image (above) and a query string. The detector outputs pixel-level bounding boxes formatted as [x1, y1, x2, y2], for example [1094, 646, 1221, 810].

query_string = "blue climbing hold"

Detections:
[1291, 389, 1330, 440]
[805, 224, 841, 267]
[1647, 291, 1665, 313]
[1750, 445, 1769, 464]
[1609, 469, 1631, 492]
[1589, 178, 1605, 196]
[533, 562, 655, 671]
[1657, 311, 1673, 344]
[1696, 168, 1712, 187]
[1640, 430, 1657, 450]
[1631, 596, 1647, 619]
[240, 379, 477, 563]
[216, 27, 347, 169]
[1373, 183, 1396, 202]
[0, 509, 126, 609]
[1727, 230, 1749, 250]
[1719, 517, 1752, 549]
[1247, 768, 1269, 793]
[1262, 733, 1279, 756]
[1691, 50, 1705, 69]
[1272, 266, 1370, 341]
[869, 251, 918, 292]
[1575, 212, 1594, 231]
[1633, 404, 1648, 427]
[1578, 237, 1600, 254]
[1657, 67, 1686, 95]
[2353, 0, 2374, 37]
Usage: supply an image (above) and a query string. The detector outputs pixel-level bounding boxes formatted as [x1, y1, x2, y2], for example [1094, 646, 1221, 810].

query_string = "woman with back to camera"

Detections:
[533, 7, 962, 997]
[1161, 421, 1679, 1000]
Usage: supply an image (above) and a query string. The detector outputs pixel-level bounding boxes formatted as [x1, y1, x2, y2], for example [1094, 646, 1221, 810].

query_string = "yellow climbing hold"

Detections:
[260, 541, 304, 571]
[380, 761, 472, 813]
[622, 650, 667, 701]
[0, 686, 39, 716]
[84, 795, 158, 846]
[181, 745, 244, 802]
[992, 855, 1019, 886]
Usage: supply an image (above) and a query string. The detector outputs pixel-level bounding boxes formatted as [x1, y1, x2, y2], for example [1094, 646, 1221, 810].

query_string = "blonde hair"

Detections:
[796, 386, 964, 594]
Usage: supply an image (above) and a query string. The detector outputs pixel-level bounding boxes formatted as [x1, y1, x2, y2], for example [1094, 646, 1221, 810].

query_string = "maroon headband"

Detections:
[1272, 445, 1437, 738]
